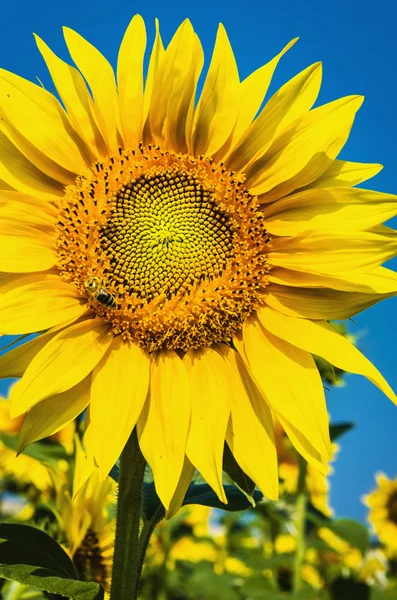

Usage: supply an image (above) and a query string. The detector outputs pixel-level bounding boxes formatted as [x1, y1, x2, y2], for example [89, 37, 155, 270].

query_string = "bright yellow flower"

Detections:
[317, 527, 351, 554]
[358, 549, 388, 587]
[274, 533, 297, 554]
[0, 396, 53, 494]
[276, 420, 337, 516]
[302, 564, 324, 589]
[1, 15, 397, 513]
[317, 527, 363, 572]
[170, 537, 218, 565]
[223, 556, 252, 577]
[364, 473, 397, 555]
[54, 439, 116, 595]
[180, 504, 212, 538]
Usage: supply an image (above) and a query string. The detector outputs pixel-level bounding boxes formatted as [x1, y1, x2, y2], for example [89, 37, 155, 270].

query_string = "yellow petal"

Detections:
[0, 221, 57, 273]
[73, 429, 96, 497]
[63, 27, 120, 153]
[166, 456, 196, 519]
[138, 350, 190, 510]
[0, 315, 84, 379]
[257, 306, 397, 404]
[0, 131, 64, 200]
[35, 34, 106, 159]
[192, 24, 240, 157]
[184, 347, 230, 503]
[248, 95, 364, 199]
[147, 20, 203, 154]
[165, 26, 203, 152]
[117, 15, 146, 148]
[216, 344, 278, 499]
[89, 336, 149, 479]
[269, 266, 397, 294]
[265, 282, 396, 320]
[216, 38, 298, 161]
[18, 377, 90, 450]
[263, 188, 397, 236]
[0, 68, 89, 174]
[142, 19, 165, 126]
[308, 159, 383, 189]
[0, 119, 76, 186]
[270, 229, 397, 276]
[277, 416, 328, 475]
[0, 192, 57, 229]
[0, 274, 86, 334]
[11, 319, 112, 417]
[237, 316, 331, 461]
[226, 62, 322, 172]
[0, 179, 14, 191]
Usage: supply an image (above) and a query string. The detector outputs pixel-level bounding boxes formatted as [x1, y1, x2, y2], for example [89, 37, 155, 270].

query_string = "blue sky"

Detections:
[0, 0, 396, 522]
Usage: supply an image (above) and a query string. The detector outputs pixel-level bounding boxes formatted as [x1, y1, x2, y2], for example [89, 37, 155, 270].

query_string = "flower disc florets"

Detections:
[56, 145, 270, 351]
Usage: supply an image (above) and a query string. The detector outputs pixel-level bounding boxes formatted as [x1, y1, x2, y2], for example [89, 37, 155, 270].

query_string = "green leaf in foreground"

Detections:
[142, 481, 263, 521]
[0, 564, 104, 600]
[0, 523, 77, 579]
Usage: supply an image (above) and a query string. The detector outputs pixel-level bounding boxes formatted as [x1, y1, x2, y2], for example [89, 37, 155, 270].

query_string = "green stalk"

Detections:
[293, 455, 307, 594]
[135, 511, 164, 598]
[110, 428, 146, 600]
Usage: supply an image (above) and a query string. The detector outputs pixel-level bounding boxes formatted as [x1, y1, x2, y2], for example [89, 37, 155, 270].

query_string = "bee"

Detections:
[85, 276, 116, 308]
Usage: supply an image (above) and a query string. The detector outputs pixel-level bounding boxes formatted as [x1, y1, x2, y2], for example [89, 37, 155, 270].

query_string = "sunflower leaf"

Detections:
[0, 564, 104, 600]
[184, 483, 263, 511]
[325, 518, 370, 555]
[0, 434, 69, 467]
[329, 422, 355, 441]
[142, 480, 263, 521]
[0, 523, 77, 579]
[222, 444, 256, 504]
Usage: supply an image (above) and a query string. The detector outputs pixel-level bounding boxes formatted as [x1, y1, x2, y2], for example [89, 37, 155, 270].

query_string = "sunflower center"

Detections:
[73, 529, 110, 592]
[56, 145, 270, 352]
[387, 492, 397, 525]
[100, 169, 233, 302]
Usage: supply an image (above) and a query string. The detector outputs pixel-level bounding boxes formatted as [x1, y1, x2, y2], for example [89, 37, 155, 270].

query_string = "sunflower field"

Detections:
[0, 10, 397, 600]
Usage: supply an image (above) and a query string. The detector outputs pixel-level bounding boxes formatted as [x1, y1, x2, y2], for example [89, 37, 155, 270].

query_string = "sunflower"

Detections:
[52, 438, 116, 595]
[363, 473, 397, 555]
[0, 395, 52, 494]
[275, 420, 338, 516]
[1, 15, 396, 515]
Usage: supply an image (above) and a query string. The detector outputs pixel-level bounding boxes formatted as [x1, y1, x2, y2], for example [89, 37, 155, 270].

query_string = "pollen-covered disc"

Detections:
[56, 145, 271, 351]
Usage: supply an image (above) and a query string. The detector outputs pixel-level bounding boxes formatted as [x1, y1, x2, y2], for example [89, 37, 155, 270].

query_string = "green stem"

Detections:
[134, 512, 163, 597]
[293, 455, 307, 594]
[110, 428, 146, 600]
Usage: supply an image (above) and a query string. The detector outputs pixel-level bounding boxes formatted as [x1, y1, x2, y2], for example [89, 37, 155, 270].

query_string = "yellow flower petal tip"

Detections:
[364, 473, 397, 555]
[0, 17, 395, 514]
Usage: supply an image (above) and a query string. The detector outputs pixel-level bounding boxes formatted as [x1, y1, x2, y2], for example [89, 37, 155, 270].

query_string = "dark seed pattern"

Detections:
[56, 146, 271, 352]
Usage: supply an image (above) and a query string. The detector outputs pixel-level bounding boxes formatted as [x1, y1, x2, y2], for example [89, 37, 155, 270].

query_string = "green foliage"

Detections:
[222, 444, 256, 503]
[0, 524, 104, 600]
[326, 519, 370, 555]
[141, 480, 263, 521]
[0, 565, 104, 600]
[329, 422, 355, 441]
[167, 563, 242, 600]
[0, 434, 68, 468]
[0, 523, 77, 579]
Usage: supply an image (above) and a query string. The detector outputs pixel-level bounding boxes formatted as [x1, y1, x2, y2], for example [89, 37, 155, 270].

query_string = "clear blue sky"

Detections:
[0, 0, 396, 522]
